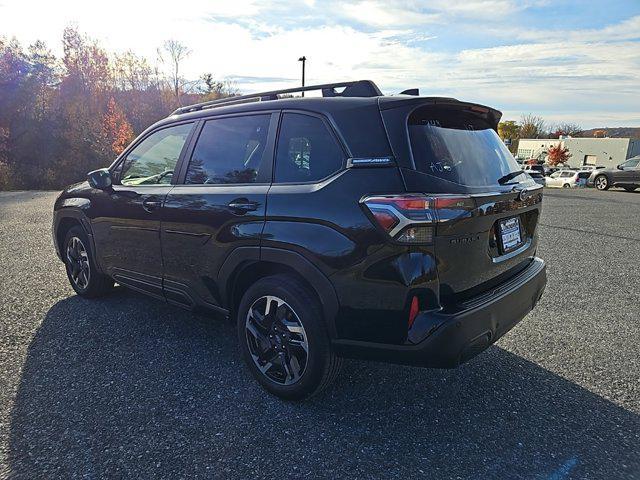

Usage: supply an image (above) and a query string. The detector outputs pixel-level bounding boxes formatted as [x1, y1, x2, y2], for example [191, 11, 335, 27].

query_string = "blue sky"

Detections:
[1, 0, 639, 127]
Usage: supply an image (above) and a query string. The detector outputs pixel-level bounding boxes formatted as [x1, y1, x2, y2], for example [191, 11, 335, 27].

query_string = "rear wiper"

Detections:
[498, 170, 526, 185]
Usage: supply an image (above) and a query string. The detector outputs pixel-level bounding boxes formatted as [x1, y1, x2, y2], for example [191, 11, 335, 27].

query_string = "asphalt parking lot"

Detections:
[0, 188, 639, 479]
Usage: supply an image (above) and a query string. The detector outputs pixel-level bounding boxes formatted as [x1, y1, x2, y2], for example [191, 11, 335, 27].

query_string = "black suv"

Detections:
[53, 80, 546, 400]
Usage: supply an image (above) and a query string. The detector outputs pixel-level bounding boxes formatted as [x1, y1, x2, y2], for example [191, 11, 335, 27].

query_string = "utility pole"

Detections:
[298, 56, 306, 97]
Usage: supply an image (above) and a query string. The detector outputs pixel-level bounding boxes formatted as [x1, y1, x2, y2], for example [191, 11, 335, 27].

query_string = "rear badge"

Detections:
[450, 234, 481, 245]
[347, 157, 396, 168]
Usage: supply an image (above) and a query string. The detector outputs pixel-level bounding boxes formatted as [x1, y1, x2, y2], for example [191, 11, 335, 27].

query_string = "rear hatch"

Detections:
[381, 100, 542, 305]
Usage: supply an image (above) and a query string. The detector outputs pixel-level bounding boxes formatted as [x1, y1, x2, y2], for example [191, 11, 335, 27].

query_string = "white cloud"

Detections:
[427, 0, 548, 18]
[1, 0, 638, 127]
[340, 1, 441, 27]
[491, 14, 640, 43]
[338, 0, 549, 26]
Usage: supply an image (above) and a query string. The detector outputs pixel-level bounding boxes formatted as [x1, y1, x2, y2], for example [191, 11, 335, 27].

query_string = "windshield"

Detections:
[408, 106, 523, 187]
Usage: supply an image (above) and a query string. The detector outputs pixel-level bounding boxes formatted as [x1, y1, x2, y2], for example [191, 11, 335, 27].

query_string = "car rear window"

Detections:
[408, 105, 522, 186]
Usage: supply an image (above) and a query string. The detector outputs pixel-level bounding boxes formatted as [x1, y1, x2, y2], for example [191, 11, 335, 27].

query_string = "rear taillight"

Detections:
[362, 194, 474, 244]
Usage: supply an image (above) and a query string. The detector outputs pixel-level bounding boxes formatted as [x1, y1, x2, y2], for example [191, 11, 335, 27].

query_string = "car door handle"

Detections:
[228, 199, 259, 213]
[142, 198, 161, 212]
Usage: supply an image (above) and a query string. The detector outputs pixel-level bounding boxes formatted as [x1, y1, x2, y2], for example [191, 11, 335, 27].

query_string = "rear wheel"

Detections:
[63, 226, 114, 297]
[562, 183, 570, 188]
[237, 275, 341, 400]
[594, 175, 609, 190]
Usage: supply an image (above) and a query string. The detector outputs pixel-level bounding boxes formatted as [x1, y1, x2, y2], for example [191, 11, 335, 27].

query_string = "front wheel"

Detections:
[63, 226, 114, 297]
[237, 275, 342, 400]
[594, 175, 609, 190]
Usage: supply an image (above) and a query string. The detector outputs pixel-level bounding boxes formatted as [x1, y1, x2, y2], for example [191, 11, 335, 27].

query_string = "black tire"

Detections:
[63, 226, 114, 298]
[623, 186, 637, 192]
[594, 175, 610, 190]
[237, 274, 342, 400]
[562, 183, 570, 188]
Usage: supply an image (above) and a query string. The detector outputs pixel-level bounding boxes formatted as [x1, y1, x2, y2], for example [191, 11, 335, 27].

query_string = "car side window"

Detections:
[621, 159, 639, 169]
[274, 113, 344, 183]
[185, 115, 271, 184]
[117, 123, 193, 186]
[550, 172, 561, 178]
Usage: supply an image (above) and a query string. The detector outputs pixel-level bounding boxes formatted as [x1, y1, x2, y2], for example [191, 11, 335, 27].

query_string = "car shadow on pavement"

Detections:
[8, 288, 640, 479]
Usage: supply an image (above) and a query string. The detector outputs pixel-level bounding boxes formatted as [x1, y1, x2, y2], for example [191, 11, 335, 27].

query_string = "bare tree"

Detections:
[157, 40, 191, 104]
[519, 114, 547, 139]
[554, 122, 583, 137]
[113, 50, 154, 91]
[199, 73, 239, 99]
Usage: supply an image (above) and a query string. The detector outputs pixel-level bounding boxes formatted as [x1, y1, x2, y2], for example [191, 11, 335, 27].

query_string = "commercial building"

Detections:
[516, 137, 640, 169]
[516, 139, 560, 163]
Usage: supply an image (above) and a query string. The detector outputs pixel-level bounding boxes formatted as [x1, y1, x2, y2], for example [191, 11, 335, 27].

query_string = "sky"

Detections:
[1, 0, 639, 128]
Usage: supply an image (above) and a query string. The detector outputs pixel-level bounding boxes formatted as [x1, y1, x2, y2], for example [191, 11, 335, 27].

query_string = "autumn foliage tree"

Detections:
[102, 97, 134, 155]
[0, 27, 236, 189]
[547, 143, 572, 166]
[497, 120, 520, 155]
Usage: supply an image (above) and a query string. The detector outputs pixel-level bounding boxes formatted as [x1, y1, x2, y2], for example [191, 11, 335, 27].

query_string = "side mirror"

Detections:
[87, 168, 112, 190]
[617, 164, 624, 170]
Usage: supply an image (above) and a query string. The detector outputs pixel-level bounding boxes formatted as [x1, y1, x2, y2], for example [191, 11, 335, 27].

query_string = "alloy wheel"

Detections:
[66, 236, 90, 290]
[595, 176, 608, 190]
[245, 295, 309, 385]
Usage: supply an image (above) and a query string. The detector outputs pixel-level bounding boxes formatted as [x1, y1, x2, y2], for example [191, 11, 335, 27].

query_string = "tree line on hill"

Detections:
[0, 27, 236, 190]
[498, 115, 640, 157]
[498, 114, 583, 155]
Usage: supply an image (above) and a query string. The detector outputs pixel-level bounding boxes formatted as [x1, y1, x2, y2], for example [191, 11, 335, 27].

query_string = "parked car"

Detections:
[522, 164, 544, 174]
[545, 169, 581, 188]
[52, 80, 547, 400]
[588, 156, 640, 191]
[576, 171, 590, 187]
[527, 171, 546, 186]
[523, 164, 554, 176]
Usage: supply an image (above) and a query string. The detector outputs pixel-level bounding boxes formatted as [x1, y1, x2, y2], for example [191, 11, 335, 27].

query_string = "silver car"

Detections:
[588, 156, 640, 191]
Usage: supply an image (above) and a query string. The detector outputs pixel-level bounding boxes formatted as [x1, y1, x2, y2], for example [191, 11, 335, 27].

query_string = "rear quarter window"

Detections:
[274, 113, 344, 183]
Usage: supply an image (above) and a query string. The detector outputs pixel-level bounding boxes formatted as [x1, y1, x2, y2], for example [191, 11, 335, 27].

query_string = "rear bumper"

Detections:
[332, 257, 546, 368]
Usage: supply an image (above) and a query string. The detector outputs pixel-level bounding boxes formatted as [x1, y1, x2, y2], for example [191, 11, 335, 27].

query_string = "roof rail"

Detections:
[172, 80, 383, 115]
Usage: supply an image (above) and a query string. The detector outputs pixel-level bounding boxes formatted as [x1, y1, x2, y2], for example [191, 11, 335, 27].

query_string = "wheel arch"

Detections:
[219, 247, 340, 338]
[53, 208, 95, 264]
